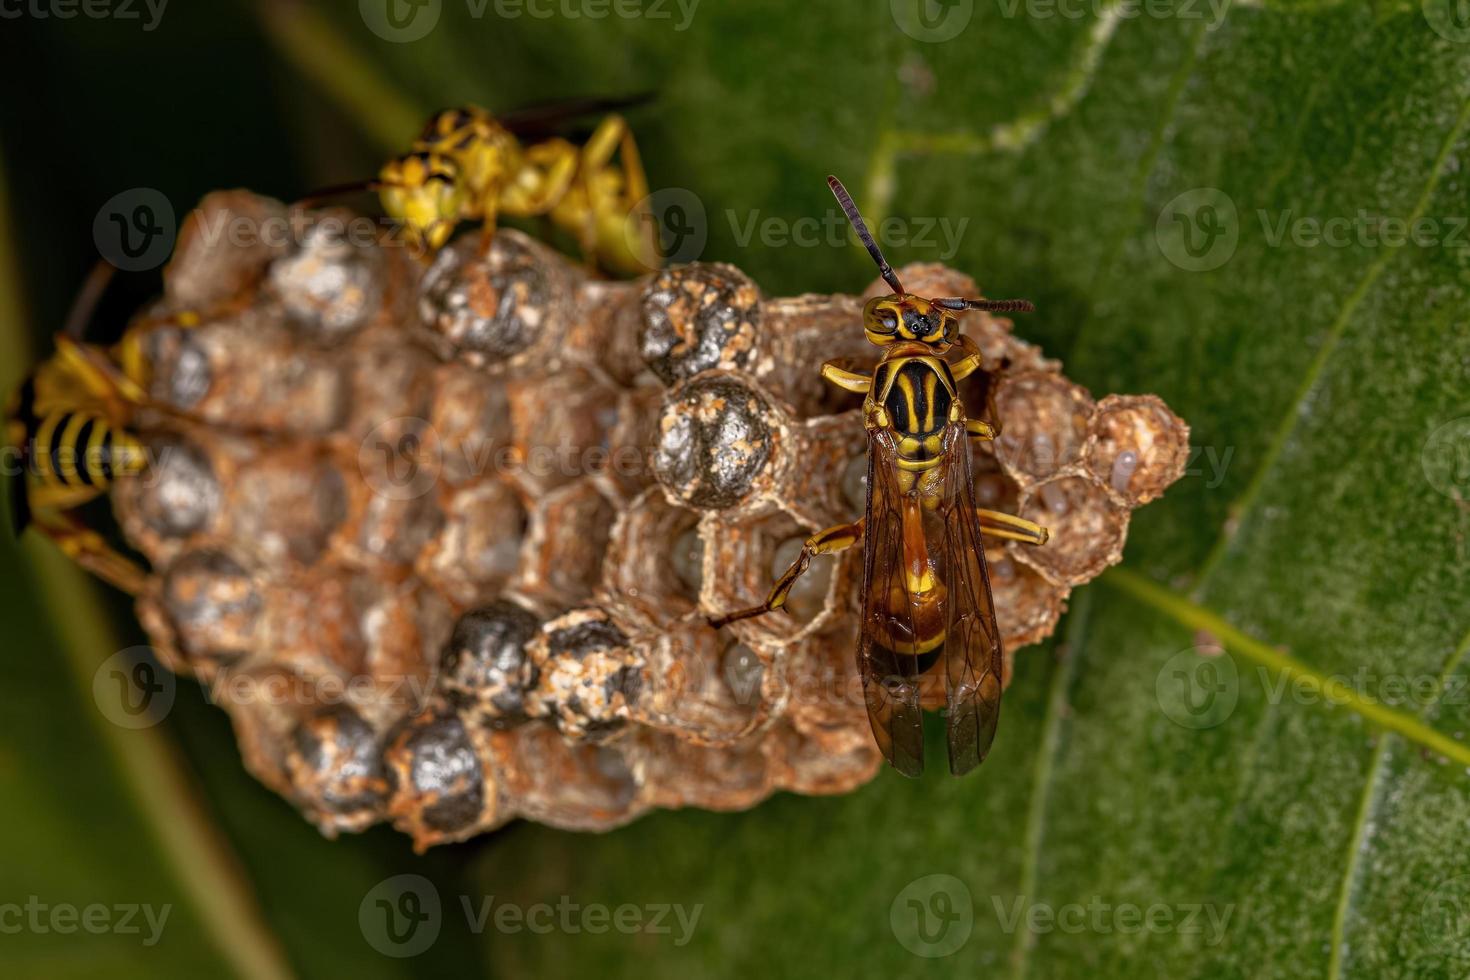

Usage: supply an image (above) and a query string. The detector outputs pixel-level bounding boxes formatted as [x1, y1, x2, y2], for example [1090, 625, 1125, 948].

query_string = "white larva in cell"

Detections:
[1110, 450, 1139, 494]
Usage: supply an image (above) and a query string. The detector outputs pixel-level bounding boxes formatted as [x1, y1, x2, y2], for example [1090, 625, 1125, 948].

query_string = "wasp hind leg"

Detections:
[709, 520, 863, 628]
[976, 508, 1048, 546]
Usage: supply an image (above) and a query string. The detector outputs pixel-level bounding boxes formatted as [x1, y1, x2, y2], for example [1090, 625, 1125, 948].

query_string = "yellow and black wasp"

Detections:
[310, 95, 659, 275]
[712, 176, 1051, 777]
[4, 264, 179, 594]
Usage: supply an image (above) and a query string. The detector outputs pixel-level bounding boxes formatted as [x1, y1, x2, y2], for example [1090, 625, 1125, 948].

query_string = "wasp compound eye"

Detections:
[863, 299, 898, 333]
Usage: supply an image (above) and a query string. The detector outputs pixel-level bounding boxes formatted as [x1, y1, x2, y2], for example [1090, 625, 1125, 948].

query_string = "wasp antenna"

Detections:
[935, 297, 1035, 314]
[827, 175, 904, 295]
[63, 259, 118, 341]
[293, 179, 385, 210]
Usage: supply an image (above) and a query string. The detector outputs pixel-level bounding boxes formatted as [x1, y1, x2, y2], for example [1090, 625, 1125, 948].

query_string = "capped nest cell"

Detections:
[102, 191, 1188, 850]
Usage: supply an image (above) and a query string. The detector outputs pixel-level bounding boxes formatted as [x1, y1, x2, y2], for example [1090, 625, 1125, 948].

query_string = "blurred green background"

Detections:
[5, 0, 1470, 976]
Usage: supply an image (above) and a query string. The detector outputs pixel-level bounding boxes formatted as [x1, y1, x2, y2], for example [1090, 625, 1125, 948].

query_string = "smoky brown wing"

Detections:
[937, 423, 1005, 775]
[497, 93, 655, 141]
[857, 427, 926, 777]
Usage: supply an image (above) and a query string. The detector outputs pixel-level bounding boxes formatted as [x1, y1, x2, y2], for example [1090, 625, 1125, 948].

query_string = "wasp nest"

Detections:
[110, 192, 1187, 850]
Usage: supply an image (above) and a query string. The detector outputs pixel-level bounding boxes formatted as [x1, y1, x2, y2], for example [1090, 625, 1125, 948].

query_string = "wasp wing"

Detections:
[857, 427, 926, 777]
[497, 93, 656, 142]
[937, 422, 1005, 775]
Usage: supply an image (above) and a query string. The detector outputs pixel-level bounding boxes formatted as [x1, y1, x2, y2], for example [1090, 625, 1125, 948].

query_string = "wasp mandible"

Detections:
[711, 176, 1051, 777]
[308, 96, 659, 275]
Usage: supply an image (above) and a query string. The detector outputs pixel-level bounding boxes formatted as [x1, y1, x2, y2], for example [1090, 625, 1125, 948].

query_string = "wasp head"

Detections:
[828, 175, 1033, 352]
[862, 294, 958, 351]
[379, 151, 465, 253]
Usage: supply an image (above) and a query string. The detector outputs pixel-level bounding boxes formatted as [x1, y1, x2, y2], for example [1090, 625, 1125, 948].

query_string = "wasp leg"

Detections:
[821, 361, 872, 394]
[54, 336, 148, 407]
[965, 418, 996, 440]
[503, 138, 579, 217]
[475, 198, 503, 259]
[709, 519, 864, 628]
[950, 334, 990, 382]
[975, 508, 1048, 546]
[30, 508, 148, 595]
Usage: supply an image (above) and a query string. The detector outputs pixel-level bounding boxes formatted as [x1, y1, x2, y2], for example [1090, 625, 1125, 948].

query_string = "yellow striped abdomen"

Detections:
[30, 411, 146, 489]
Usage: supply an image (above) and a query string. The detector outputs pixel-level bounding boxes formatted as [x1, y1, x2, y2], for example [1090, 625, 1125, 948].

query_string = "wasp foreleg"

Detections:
[820, 361, 872, 394]
[709, 519, 863, 628]
[975, 508, 1049, 546]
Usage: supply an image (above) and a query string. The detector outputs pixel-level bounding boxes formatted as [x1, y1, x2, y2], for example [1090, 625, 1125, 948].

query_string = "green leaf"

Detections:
[11, 0, 1470, 976]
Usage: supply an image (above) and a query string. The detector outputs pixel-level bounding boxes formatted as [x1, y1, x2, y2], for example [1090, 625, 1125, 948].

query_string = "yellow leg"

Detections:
[502, 138, 579, 216]
[475, 197, 502, 258]
[950, 334, 989, 381]
[55, 336, 147, 407]
[821, 361, 872, 394]
[976, 508, 1048, 546]
[710, 520, 863, 628]
[965, 418, 996, 440]
[32, 509, 148, 595]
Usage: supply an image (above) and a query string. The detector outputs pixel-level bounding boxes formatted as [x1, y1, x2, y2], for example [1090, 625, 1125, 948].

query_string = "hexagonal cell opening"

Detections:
[1083, 394, 1190, 506]
[635, 622, 769, 745]
[418, 480, 528, 608]
[1017, 474, 1130, 585]
[984, 543, 1066, 658]
[759, 299, 873, 421]
[703, 508, 846, 644]
[504, 368, 621, 495]
[428, 363, 513, 487]
[603, 488, 704, 627]
[490, 724, 643, 831]
[994, 372, 1095, 483]
[517, 480, 617, 605]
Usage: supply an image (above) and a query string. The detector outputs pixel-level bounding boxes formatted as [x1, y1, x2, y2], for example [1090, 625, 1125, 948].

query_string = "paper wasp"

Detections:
[4, 263, 188, 595]
[307, 96, 659, 275]
[711, 177, 1050, 777]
